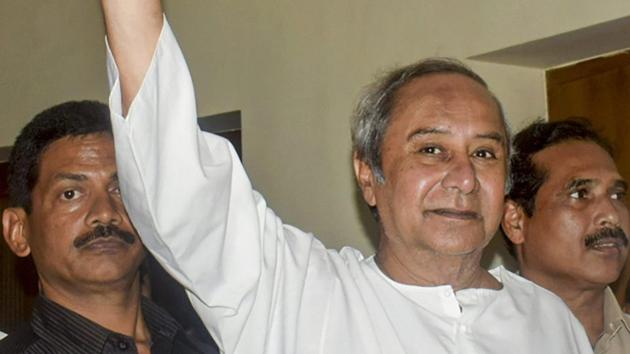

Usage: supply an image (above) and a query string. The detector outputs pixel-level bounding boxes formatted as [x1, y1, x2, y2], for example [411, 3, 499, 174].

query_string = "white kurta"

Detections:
[107, 19, 593, 354]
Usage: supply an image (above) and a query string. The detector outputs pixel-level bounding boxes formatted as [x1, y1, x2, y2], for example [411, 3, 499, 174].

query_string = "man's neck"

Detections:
[522, 269, 605, 345]
[376, 241, 501, 291]
[40, 275, 151, 345]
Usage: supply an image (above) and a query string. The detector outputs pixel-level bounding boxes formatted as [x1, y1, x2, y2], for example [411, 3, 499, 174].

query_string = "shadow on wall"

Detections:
[481, 231, 519, 271]
[0, 160, 39, 333]
[0, 228, 39, 333]
[353, 184, 380, 251]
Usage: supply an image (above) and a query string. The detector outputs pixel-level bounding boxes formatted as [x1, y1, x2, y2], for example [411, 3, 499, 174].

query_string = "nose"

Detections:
[594, 196, 621, 228]
[87, 192, 122, 227]
[441, 155, 478, 194]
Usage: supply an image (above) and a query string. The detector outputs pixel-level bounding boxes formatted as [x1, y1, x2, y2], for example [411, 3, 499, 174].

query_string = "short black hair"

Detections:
[8, 100, 112, 212]
[503, 117, 613, 256]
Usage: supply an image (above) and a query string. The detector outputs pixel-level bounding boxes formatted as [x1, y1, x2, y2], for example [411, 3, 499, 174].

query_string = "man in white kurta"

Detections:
[102, 1, 592, 353]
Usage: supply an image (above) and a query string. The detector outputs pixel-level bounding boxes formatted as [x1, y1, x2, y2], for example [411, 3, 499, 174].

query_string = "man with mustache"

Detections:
[0, 101, 209, 353]
[502, 118, 630, 353]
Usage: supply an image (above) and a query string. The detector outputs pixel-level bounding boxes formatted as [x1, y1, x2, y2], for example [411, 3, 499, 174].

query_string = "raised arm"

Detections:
[101, 0, 163, 114]
[99, 3, 331, 351]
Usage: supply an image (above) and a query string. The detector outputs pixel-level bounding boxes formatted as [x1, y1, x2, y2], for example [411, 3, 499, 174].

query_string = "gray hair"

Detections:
[351, 57, 509, 183]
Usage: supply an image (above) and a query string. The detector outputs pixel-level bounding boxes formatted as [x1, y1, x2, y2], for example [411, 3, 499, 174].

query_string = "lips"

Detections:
[588, 238, 627, 250]
[584, 227, 628, 252]
[425, 208, 480, 220]
[81, 237, 129, 251]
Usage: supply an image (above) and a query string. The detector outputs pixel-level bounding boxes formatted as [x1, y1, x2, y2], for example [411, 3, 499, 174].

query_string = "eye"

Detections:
[419, 145, 443, 155]
[61, 189, 81, 200]
[112, 187, 121, 195]
[110, 184, 121, 195]
[569, 189, 588, 200]
[611, 190, 627, 200]
[472, 148, 496, 160]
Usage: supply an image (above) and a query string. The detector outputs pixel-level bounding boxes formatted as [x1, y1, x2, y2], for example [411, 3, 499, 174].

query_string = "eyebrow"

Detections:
[613, 180, 628, 191]
[567, 178, 594, 190]
[53, 172, 119, 183]
[407, 128, 505, 145]
[476, 132, 505, 146]
[53, 172, 87, 182]
[567, 178, 629, 191]
[407, 128, 448, 140]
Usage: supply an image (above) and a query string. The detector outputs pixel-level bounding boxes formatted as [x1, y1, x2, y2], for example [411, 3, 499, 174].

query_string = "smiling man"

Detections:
[101, 0, 592, 352]
[353, 71, 508, 290]
[503, 119, 630, 353]
[0, 101, 207, 353]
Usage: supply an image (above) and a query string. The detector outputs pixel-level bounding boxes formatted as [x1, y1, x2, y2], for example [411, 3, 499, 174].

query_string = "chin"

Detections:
[581, 268, 623, 287]
[78, 263, 138, 284]
[428, 241, 486, 257]
[427, 235, 489, 256]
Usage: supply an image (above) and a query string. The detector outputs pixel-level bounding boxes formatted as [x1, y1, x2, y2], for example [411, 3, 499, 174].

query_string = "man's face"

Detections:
[357, 73, 507, 257]
[515, 140, 629, 288]
[14, 133, 144, 293]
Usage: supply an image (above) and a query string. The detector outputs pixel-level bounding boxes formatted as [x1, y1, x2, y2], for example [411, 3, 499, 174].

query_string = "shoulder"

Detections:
[492, 266, 572, 309]
[491, 268, 592, 350]
[0, 323, 37, 354]
[493, 266, 544, 293]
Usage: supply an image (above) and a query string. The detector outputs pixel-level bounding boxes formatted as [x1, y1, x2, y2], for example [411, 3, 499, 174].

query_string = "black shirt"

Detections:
[0, 296, 213, 354]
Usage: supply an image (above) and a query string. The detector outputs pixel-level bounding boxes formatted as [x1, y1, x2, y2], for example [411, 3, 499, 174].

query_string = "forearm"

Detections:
[104, 13, 325, 352]
[101, 0, 163, 115]
[106, 17, 262, 301]
[106, 25, 266, 347]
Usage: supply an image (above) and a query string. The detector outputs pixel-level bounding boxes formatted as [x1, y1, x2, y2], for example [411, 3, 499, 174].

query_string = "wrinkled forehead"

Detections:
[37, 133, 116, 178]
[388, 74, 507, 143]
[534, 140, 624, 189]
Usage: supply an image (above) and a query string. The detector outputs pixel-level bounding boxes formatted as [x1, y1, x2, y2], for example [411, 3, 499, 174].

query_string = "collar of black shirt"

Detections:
[30, 295, 182, 353]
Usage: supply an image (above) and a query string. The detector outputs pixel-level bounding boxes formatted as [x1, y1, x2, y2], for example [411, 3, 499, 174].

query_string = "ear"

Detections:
[501, 200, 527, 246]
[352, 153, 377, 206]
[2, 207, 32, 257]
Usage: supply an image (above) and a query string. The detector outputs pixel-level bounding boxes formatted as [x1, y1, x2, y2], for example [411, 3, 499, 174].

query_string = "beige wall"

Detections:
[3, 0, 630, 261]
[0, 1, 108, 146]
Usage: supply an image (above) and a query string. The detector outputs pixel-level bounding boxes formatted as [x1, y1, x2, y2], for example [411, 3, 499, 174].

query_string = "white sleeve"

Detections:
[106, 18, 327, 352]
